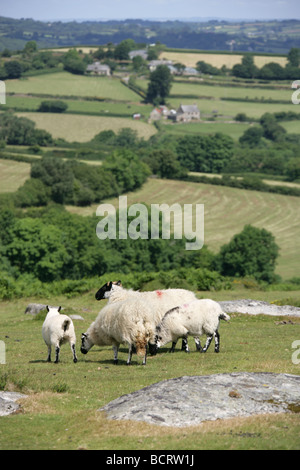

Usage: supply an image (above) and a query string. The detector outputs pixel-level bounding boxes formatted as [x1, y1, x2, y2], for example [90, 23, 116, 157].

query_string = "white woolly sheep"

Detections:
[42, 306, 77, 363]
[149, 299, 230, 355]
[95, 281, 200, 352]
[81, 297, 154, 365]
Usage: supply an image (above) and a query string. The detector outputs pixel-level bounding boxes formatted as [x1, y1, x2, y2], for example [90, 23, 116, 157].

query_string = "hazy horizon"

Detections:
[1, 0, 300, 22]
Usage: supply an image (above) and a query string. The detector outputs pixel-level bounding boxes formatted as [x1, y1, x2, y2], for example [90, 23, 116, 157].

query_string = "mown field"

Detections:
[0, 290, 300, 450]
[66, 178, 300, 281]
[161, 51, 288, 69]
[15, 112, 157, 142]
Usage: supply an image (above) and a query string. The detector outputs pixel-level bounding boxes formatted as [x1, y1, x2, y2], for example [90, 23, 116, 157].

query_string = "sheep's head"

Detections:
[95, 280, 122, 300]
[80, 333, 93, 354]
[148, 330, 162, 356]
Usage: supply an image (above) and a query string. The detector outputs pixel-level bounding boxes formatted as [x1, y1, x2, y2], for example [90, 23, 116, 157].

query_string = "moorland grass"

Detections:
[0, 288, 299, 450]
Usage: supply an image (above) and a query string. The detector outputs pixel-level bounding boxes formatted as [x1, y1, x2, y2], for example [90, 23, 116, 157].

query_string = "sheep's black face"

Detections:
[148, 341, 158, 356]
[95, 280, 122, 300]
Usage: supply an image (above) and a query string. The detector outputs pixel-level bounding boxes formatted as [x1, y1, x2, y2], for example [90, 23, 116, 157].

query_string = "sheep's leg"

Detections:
[47, 345, 52, 362]
[71, 343, 78, 363]
[214, 331, 220, 353]
[181, 338, 190, 353]
[113, 345, 119, 365]
[54, 345, 60, 363]
[201, 334, 213, 353]
[194, 337, 202, 351]
[127, 345, 133, 365]
[142, 350, 147, 366]
[169, 341, 177, 353]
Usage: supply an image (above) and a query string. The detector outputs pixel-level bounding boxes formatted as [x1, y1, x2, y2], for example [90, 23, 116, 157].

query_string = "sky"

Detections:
[1, 0, 300, 21]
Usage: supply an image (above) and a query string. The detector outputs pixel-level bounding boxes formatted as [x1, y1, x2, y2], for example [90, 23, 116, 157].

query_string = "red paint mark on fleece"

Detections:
[156, 290, 163, 297]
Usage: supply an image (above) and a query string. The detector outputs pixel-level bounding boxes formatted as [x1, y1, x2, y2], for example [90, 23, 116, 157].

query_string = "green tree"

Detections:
[4, 60, 22, 78]
[114, 39, 135, 60]
[214, 225, 279, 283]
[142, 149, 187, 179]
[31, 157, 74, 204]
[102, 149, 150, 192]
[260, 113, 286, 141]
[287, 47, 300, 67]
[176, 133, 234, 173]
[146, 65, 172, 105]
[232, 54, 258, 79]
[4, 218, 70, 282]
[38, 100, 68, 113]
[23, 40, 37, 54]
[239, 126, 264, 147]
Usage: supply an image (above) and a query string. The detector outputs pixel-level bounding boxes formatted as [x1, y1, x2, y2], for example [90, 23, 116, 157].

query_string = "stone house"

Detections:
[176, 104, 200, 122]
[86, 62, 111, 76]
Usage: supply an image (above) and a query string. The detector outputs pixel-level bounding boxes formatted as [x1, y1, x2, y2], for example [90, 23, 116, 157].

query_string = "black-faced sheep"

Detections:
[95, 281, 200, 352]
[42, 306, 77, 363]
[81, 297, 154, 365]
[149, 299, 230, 355]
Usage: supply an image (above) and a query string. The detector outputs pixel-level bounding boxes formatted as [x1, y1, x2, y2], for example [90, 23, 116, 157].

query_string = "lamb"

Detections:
[95, 281, 200, 352]
[81, 297, 154, 365]
[42, 306, 77, 363]
[149, 299, 230, 355]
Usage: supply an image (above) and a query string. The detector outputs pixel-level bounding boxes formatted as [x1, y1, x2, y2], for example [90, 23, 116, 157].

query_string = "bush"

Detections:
[38, 100, 68, 113]
[214, 225, 279, 283]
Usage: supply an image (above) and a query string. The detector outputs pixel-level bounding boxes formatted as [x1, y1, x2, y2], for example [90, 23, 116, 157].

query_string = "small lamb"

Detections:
[149, 299, 230, 355]
[42, 306, 77, 363]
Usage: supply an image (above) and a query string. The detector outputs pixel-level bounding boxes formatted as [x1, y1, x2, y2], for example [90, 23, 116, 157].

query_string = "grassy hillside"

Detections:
[66, 178, 300, 280]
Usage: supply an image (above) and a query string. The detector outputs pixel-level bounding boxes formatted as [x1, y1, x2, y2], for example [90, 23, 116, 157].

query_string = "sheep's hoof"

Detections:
[114, 360, 118, 365]
[73, 358, 78, 363]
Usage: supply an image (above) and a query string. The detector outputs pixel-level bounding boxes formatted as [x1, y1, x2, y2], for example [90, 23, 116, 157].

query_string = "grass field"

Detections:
[0, 290, 299, 450]
[67, 178, 300, 280]
[6, 72, 140, 101]
[161, 51, 288, 69]
[162, 120, 250, 139]
[16, 112, 157, 142]
[5, 94, 153, 117]
[0, 158, 31, 192]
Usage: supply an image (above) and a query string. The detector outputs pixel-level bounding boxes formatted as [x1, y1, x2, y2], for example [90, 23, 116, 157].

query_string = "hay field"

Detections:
[0, 158, 31, 192]
[16, 112, 157, 142]
[162, 51, 287, 68]
[73, 178, 300, 279]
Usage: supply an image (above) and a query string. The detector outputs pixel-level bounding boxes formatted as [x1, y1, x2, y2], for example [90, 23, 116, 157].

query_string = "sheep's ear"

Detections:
[46, 305, 49, 312]
[58, 306, 61, 312]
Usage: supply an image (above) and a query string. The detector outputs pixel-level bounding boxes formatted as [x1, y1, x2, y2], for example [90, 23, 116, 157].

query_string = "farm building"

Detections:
[129, 49, 148, 60]
[149, 106, 170, 122]
[148, 59, 174, 72]
[86, 62, 111, 76]
[176, 104, 200, 122]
